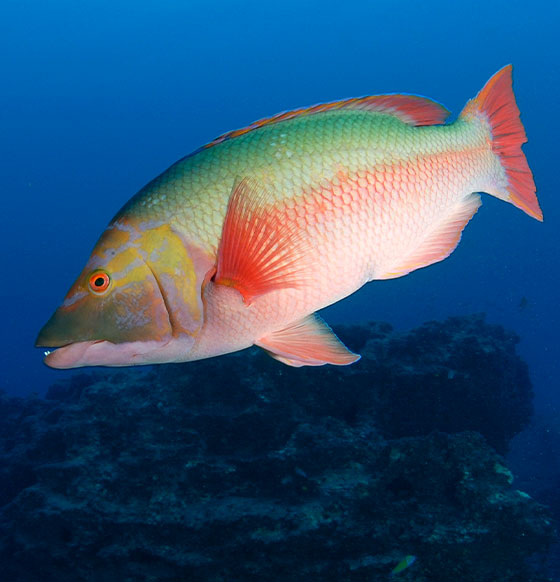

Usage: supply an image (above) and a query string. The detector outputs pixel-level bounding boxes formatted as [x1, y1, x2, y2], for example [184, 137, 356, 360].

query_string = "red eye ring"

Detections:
[88, 271, 111, 294]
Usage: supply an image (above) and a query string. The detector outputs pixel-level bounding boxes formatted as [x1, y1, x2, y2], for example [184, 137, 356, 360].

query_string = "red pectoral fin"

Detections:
[214, 177, 312, 304]
[256, 314, 360, 367]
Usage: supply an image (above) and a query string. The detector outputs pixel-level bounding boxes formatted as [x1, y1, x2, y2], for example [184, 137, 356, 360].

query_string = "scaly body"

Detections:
[37, 66, 542, 368]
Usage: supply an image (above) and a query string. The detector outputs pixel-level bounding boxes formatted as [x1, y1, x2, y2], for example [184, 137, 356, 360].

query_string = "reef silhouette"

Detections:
[0, 315, 554, 581]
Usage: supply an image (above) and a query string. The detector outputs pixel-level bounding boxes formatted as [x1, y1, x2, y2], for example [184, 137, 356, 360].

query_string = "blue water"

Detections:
[2, 0, 557, 407]
[1, 0, 559, 578]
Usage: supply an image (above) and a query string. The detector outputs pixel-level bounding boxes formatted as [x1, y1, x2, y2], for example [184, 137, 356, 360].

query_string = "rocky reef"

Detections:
[0, 315, 554, 581]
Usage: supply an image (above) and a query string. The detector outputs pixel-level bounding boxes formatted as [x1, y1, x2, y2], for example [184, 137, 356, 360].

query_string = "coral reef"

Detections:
[0, 315, 553, 581]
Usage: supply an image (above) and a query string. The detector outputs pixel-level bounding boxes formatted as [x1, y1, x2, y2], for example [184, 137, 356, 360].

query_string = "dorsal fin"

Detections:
[199, 94, 450, 152]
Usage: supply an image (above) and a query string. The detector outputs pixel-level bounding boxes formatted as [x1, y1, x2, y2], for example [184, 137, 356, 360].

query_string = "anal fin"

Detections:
[377, 193, 482, 280]
[256, 314, 360, 367]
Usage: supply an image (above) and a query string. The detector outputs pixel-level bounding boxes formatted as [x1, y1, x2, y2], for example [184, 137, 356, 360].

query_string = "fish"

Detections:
[391, 555, 416, 576]
[518, 295, 529, 311]
[36, 65, 542, 369]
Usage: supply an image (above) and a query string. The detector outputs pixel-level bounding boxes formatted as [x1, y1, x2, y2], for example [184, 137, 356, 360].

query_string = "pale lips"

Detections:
[41, 335, 196, 368]
[43, 340, 104, 369]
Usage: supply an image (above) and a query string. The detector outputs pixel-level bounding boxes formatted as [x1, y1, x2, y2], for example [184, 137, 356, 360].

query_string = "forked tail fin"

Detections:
[460, 65, 542, 221]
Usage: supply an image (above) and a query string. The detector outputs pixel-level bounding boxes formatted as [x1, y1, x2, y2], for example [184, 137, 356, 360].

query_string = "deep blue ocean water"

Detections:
[2, 0, 558, 404]
[1, 0, 559, 576]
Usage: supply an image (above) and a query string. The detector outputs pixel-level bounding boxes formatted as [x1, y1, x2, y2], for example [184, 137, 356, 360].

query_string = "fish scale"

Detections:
[125, 111, 466, 248]
[36, 66, 542, 368]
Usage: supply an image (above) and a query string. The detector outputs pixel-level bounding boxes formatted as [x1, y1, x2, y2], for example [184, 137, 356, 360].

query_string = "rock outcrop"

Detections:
[0, 315, 553, 581]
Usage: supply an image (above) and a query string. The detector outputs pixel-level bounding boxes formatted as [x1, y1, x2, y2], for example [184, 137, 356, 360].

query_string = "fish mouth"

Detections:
[42, 340, 115, 369]
[40, 335, 196, 369]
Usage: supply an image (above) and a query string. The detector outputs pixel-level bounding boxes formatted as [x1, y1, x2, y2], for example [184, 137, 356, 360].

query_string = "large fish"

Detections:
[36, 65, 542, 369]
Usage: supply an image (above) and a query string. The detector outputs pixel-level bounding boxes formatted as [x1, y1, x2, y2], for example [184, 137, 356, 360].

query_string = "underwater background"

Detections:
[1, 0, 559, 580]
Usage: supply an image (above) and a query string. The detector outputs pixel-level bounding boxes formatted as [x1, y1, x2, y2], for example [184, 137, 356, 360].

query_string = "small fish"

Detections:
[391, 555, 416, 576]
[36, 66, 542, 369]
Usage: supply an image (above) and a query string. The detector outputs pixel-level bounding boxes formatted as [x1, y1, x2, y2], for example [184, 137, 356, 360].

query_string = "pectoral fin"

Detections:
[213, 177, 313, 304]
[256, 314, 360, 367]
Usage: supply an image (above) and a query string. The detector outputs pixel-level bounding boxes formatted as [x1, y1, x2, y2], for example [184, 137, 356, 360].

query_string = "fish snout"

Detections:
[36, 308, 84, 348]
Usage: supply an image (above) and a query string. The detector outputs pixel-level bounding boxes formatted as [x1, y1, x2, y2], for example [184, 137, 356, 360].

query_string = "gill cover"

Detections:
[36, 220, 205, 349]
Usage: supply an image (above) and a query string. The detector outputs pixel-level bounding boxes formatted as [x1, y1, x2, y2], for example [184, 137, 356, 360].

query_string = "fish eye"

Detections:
[88, 271, 111, 294]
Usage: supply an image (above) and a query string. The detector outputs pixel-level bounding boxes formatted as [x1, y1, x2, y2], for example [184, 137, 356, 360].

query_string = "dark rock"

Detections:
[361, 314, 534, 454]
[0, 315, 552, 581]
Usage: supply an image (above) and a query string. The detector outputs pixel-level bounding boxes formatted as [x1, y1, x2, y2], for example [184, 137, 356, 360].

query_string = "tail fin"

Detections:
[460, 65, 542, 221]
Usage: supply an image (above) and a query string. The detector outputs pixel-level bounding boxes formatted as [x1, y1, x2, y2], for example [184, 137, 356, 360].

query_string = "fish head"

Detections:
[36, 219, 209, 368]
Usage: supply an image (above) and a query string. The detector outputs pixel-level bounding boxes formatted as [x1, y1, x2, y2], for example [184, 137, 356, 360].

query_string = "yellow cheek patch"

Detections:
[83, 222, 203, 338]
[138, 225, 202, 335]
[106, 249, 146, 285]
[95, 228, 132, 260]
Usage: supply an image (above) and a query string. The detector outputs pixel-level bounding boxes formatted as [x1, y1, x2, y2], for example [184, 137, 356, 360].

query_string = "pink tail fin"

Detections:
[461, 65, 542, 221]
